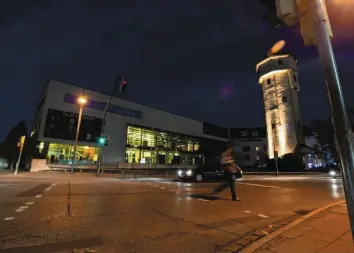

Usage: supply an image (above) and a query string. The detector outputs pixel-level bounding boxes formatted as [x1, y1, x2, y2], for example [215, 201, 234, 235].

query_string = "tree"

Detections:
[310, 119, 337, 157]
[2, 121, 27, 169]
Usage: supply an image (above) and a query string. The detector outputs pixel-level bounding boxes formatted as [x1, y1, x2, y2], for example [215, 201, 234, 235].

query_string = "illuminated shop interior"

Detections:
[126, 125, 204, 165]
[39, 142, 99, 164]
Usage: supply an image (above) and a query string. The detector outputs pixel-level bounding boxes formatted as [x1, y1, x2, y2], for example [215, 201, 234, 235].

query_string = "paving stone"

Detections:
[268, 234, 329, 253]
[243, 234, 259, 242]
[282, 225, 314, 239]
[251, 230, 265, 237]
[318, 238, 354, 253]
[235, 238, 250, 247]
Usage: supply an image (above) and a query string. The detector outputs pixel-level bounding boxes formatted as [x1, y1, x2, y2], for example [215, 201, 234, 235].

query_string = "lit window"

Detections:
[282, 96, 288, 103]
[47, 143, 98, 164]
[256, 146, 261, 151]
[256, 155, 260, 161]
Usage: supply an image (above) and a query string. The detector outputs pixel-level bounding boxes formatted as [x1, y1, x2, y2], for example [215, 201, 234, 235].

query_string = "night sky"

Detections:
[0, 0, 353, 140]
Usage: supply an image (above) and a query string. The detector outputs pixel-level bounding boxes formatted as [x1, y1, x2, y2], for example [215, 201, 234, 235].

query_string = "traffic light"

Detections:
[119, 76, 128, 93]
[97, 136, 109, 147]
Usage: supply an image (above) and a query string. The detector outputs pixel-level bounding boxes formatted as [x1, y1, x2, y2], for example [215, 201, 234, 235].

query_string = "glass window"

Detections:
[241, 131, 247, 137]
[282, 96, 288, 103]
[267, 79, 271, 85]
[256, 146, 261, 151]
[127, 126, 142, 147]
[126, 148, 140, 163]
[252, 131, 258, 137]
[125, 125, 204, 165]
[47, 143, 98, 164]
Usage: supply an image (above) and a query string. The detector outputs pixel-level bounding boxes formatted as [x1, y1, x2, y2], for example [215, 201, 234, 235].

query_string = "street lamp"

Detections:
[71, 95, 88, 173]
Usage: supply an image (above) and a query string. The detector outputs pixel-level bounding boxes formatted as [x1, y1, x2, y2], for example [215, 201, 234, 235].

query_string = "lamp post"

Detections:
[71, 95, 87, 173]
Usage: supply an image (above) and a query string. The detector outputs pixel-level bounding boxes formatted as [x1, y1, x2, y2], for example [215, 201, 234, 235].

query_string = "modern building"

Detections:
[230, 127, 267, 167]
[30, 79, 228, 167]
[256, 54, 304, 159]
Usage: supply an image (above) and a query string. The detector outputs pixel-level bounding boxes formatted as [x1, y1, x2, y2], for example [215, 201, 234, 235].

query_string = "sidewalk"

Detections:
[249, 203, 354, 253]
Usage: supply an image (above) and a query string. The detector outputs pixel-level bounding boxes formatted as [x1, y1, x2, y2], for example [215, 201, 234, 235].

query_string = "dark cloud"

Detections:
[0, 0, 353, 138]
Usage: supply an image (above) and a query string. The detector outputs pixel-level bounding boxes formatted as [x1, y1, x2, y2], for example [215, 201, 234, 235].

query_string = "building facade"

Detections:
[231, 127, 268, 167]
[30, 79, 227, 167]
[256, 54, 304, 159]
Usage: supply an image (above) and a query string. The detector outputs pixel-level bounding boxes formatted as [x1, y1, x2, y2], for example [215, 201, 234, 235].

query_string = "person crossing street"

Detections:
[213, 142, 242, 201]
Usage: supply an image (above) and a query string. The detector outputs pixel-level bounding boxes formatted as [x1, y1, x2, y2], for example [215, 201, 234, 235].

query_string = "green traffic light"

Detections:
[97, 136, 106, 144]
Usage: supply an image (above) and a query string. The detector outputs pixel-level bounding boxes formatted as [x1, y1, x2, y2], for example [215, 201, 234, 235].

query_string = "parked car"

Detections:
[177, 162, 242, 182]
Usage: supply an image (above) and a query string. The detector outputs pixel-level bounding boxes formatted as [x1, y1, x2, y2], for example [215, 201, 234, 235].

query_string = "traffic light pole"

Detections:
[96, 76, 123, 176]
[313, 0, 354, 239]
[96, 95, 112, 176]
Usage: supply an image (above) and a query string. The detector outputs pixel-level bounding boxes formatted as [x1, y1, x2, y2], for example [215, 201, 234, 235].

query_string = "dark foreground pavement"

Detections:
[0, 173, 346, 253]
[248, 202, 354, 253]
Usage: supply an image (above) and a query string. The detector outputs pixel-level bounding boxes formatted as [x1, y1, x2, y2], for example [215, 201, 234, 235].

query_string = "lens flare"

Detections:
[218, 83, 234, 99]
[327, 0, 354, 39]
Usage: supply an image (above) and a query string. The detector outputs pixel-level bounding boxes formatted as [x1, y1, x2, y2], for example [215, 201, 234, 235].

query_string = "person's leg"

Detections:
[228, 174, 237, 200]
[213, 181, 228, 193]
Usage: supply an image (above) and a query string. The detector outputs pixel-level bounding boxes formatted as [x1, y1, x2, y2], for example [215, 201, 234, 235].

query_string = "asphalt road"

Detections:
[0, 172, 345, 253]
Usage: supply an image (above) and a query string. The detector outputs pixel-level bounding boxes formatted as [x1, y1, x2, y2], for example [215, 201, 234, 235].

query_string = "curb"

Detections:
[239, 200, 346, 253]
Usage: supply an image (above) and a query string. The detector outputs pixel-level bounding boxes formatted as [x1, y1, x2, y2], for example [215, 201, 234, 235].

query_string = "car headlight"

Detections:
[186, 170, 192, 176]
[177, 170, 183, 176]
[329, 170, 336, 176]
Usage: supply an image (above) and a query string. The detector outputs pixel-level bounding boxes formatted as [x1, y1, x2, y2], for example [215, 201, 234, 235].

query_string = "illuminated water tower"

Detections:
[256, 45, 304, 159]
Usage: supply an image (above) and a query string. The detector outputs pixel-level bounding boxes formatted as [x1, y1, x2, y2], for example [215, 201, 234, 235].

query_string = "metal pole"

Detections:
[14, 147, 23, 175]
[272, 127, 279, 176]
[71, 106, 83, 173]
[313, 0, 354, 239]
[97, 75, 122, 176]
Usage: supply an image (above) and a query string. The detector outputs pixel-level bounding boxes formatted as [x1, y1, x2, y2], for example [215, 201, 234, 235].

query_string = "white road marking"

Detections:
[15, 207, 28, 212]
[159, 187, 166, 190]
[169, 190, 175, 192]
[198, 198, 209, 202]
[258, 214, 269, 219]
[161, 182, 172, 184]
[45, 188, 51, 191]
[238, 182, 281, 189]
[35, 194, 42, 198]
[26, 202, 34, 205]
[244, 210, 251, 214]
[4, 217, 15, 221]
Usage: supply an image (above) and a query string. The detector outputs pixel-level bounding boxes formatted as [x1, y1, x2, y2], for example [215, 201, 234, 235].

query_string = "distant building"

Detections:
[230, 127, 267, 167]
[29, 79, 227, 167]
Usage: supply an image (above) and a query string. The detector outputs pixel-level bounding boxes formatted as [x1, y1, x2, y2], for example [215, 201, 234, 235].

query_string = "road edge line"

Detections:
[240, 200, 346, 253]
